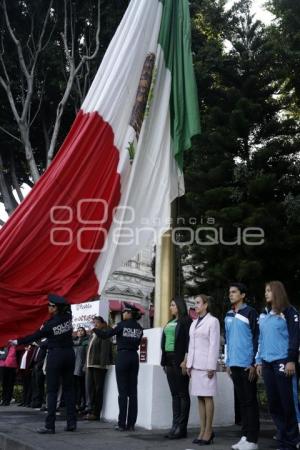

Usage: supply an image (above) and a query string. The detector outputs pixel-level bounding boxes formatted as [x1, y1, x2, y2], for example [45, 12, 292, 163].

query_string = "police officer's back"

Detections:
[10, 294, 76, 434]
[93, 302, 143, 431]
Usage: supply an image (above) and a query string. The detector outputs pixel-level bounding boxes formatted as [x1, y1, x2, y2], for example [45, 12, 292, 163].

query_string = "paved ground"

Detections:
[0, 404, 277, 450]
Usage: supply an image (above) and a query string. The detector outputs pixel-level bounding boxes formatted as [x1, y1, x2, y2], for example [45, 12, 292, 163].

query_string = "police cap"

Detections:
[48, 293, 68, 305]
[123, 301, 139, 313]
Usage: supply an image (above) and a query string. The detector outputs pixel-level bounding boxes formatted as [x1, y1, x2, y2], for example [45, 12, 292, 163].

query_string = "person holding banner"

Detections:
[84, 317, 112, 421]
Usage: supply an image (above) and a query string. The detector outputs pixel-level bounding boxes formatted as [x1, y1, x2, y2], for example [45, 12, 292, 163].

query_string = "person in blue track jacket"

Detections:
[256, 281, 300, 450]
[224, 283, 260, 450]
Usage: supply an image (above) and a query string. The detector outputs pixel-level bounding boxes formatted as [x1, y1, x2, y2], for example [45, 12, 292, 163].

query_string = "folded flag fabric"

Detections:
[0, 0, 200, 345]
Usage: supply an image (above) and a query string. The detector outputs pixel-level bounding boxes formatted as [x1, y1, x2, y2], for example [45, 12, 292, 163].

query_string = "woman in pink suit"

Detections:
[187, 295, 220, 446]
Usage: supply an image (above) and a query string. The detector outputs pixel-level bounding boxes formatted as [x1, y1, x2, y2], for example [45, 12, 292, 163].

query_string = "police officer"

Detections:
[93, 302, 143, 431]
[9, 294, 76, 434]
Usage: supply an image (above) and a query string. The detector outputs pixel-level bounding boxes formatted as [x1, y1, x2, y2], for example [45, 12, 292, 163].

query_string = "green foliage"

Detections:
[0, 0, 299, 312]
[0, 0, 129, 199]
[181, 0, 300, 311]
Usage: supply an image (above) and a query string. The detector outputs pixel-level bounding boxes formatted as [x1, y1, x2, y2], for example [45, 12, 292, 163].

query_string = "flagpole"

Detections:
[154, 202, 177, 327]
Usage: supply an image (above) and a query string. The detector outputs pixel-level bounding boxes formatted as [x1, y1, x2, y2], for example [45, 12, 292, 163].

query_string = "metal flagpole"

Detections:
[154, 202, 176, 327]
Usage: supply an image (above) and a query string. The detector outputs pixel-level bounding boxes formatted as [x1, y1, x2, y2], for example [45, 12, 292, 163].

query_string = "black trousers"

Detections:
[115, 350, 139, 428]
[21, 371, 32, 405]
[165, 352, 190, 431]
[263, 360, 300, 449]
[45, 348, 76, 430]
[74, 374, 86, 409]
[230, 366, 260, 443]
[31, 363, 45, 407]
[1, 367, 16, 404]
[86, 368, 107, 418]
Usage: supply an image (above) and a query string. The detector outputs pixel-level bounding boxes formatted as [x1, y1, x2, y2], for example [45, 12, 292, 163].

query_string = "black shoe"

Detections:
[168, 427, 187, 440]
[126, 426, 135, 431]
[114, 425, 126, 431]
[193, 438, 203, 444]
[64, 426, 76, 432]
[36, 427, 55, 434]
[164, 431, 175, 438]
[164, 425, 177, 438]
[198, 432, 214, 445]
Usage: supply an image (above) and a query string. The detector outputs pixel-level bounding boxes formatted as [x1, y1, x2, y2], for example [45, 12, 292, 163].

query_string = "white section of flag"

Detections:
[82, 0, 162, 153]
[95, 45, 183, 291]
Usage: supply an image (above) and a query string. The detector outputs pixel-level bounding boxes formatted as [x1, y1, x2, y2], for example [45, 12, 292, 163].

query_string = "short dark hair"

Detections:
[229, 282, 247, 295]
[93, 316, 105, 323]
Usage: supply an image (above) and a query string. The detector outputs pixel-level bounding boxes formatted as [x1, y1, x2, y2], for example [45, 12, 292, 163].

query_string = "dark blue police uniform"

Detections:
[17, 294, 76, 433]
[94, 303, 143, 430]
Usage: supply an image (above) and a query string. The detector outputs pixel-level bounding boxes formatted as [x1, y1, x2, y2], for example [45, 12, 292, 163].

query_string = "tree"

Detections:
[0, 0, 129, 216]
[0, 0, 55, 185]
[267, 0, 300, 112]
[182, 0, 300, 310]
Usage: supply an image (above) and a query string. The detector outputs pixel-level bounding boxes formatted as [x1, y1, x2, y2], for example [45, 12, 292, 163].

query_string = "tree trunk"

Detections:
[19, 123, 40, 183]
[0, 154, 15, 216]
[10, 153, 24, 203]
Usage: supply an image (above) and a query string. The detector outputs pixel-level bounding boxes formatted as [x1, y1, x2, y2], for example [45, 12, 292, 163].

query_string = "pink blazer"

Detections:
[186, 313, 220, 371]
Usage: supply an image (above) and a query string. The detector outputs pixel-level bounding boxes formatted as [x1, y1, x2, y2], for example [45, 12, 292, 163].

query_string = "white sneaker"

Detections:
[238, 440, 258, 450]
[232, 436, 247, 449]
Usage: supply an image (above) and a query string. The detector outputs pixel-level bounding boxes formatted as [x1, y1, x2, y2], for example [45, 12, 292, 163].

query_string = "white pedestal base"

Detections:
[102, 365, 234, 429]
[102, 328, 234, 430]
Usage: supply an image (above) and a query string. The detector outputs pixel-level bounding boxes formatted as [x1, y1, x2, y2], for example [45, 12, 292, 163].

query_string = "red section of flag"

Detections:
[0, 111, 121, 346]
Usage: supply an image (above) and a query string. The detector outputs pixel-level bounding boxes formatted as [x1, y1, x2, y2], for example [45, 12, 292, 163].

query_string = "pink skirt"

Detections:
[190, 369, 217, 397]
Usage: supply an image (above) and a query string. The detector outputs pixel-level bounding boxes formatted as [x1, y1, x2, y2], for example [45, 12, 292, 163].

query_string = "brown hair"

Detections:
[266, 281, 290, 313]
[195, 294, 213, 313]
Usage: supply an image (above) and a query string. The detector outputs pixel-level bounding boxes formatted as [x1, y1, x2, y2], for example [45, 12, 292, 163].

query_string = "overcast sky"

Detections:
[227, 0, 274, 24]
[252, 0, 274, 24]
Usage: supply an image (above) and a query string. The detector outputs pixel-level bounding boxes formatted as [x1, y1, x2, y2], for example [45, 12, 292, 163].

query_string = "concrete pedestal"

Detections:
[102, 328, 234, 430]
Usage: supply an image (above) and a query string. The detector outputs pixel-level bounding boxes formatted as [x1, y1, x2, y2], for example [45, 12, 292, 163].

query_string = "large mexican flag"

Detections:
[0, 0, 200, 345]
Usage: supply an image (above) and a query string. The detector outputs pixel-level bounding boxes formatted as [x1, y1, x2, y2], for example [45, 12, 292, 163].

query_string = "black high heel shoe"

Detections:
[192, 437, 203, 444]
[198, 431, 215, 446]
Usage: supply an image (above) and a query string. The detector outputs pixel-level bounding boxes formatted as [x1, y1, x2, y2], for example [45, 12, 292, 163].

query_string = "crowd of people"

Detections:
[0, 281, 299, 450]
[160, 281, 300, 450]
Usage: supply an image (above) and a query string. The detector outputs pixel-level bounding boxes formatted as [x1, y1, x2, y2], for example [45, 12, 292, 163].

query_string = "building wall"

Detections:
[102, 246, 155, 328]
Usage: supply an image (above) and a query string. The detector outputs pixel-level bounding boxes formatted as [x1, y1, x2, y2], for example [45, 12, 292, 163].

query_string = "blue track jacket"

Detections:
[256, 306, 299, 364]
[224, 303, 259, 368]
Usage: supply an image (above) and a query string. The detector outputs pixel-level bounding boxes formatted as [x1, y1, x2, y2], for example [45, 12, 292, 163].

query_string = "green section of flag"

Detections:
[158, 0, 201, 171]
